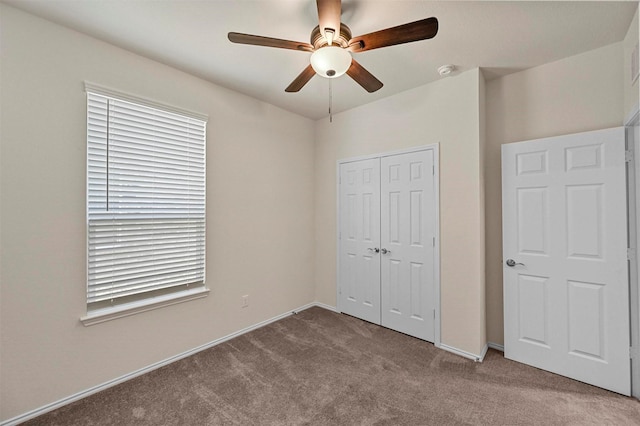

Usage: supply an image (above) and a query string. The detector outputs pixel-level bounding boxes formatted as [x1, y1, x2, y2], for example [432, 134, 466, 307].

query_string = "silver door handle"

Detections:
[380, 248, 391, 255]
[505, 259, 524, 267]
[367, 247, 380, 253]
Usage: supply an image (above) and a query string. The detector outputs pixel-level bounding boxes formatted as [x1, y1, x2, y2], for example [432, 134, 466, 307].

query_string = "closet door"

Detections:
[338, 158, 381, 324]
[380, 150, 436, 341]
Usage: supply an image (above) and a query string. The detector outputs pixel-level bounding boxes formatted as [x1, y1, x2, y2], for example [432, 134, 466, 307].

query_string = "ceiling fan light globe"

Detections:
[310, 46, 351, 79]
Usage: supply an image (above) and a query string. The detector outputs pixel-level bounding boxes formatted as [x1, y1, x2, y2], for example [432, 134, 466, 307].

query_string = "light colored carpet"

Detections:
[24, 307, 640, 425]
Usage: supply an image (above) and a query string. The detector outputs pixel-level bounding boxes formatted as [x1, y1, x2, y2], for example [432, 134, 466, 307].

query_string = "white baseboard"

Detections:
[0, 302, 329, 426]
[439, 343, 486, 362]
[488, 342, 505, 352]
[302, 301, 338, 313]
[478, 343, 489, 362]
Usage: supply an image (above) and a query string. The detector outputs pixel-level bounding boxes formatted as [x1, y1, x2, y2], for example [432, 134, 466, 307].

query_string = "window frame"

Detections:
[81, 82, 209, 326]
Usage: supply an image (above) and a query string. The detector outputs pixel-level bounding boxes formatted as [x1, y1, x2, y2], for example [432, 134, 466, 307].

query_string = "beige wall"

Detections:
[314, 69, 487, 356]
[485, 43, 624, 345]
[624, 6, 639, 121]
[0, 5, 316, 421]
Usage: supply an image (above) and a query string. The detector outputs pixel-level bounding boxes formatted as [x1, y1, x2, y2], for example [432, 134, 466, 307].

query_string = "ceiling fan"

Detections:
[228, 0, 438, 93]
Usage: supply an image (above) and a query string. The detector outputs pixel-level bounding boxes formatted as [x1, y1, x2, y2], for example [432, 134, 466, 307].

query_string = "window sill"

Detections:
[80, 287, 210, 326]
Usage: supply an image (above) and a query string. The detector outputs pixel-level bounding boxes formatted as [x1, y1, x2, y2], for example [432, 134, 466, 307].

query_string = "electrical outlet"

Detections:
[242, 295, 249, 308]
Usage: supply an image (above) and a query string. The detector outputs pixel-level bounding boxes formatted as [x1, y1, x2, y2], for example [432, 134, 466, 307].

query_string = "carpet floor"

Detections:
[24, 307, 640, 425]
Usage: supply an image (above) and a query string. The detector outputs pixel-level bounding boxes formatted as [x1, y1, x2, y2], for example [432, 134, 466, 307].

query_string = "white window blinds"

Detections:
[87, 90, 206, 306]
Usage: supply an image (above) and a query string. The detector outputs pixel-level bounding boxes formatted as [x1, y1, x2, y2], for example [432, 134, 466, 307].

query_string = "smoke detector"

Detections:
[438, 64, 456, 77]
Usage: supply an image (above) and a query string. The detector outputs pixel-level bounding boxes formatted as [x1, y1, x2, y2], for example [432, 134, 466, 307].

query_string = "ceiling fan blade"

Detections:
[346, 59, 383, 93]
[316, 0, 341, 38]
[285, 65, 316, 92]
[348, 17, 438, 53]
[228, 32, 314, 52]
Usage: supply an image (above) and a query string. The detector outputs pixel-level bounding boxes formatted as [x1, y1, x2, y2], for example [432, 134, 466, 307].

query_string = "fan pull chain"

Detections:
[329, 79, 333, 123]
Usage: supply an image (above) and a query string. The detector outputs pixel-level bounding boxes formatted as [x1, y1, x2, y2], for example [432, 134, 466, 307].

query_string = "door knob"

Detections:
[380, 248, 391, 255]
[506, 259, 524, 267]
[367, 247, 380, 253]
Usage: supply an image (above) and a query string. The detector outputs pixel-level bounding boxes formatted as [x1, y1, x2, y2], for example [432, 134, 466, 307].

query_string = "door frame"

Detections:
[336, 143, 441, 347]
[626, 103, 640, 399]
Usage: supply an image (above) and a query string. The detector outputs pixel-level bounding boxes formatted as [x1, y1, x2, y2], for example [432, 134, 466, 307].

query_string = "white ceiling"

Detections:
[4, 0, 637, 120]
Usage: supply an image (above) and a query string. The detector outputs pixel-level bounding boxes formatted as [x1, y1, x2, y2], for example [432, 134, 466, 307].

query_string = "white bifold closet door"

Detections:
[338, 148, 436, 342]
[338, 158, 382, 324]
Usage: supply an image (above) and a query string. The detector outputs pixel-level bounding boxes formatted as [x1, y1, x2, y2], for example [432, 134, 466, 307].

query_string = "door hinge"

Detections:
[339, 232, 341, 240]
[432, 237, 435, 247]
[433, 309, 435, 320]
[631, 346, 634, 360]
[432, 165, 435, 175]
[627, 247, 636, 261]
[626, 150, 634, 162]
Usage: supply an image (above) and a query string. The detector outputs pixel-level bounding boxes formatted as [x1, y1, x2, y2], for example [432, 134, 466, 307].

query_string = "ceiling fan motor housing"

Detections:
[311, 23, 352, 49]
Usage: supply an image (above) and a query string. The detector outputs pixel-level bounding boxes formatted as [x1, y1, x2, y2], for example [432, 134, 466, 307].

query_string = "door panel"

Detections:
[502, 127, 630, 395]
[338, 158, 381, 324]
[380, 150, 435, 341]
[516, 187, 548, 255]
[517, 274, 549, 347]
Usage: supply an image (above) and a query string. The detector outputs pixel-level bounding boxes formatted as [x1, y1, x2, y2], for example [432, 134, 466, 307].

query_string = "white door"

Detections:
[502, 127, 630, 395]
[338, 158, 381, 324]
[380, 150, 436, 341]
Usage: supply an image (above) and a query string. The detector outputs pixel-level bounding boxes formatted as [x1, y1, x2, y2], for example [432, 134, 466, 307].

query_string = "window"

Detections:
[84, 84, 207, 322]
